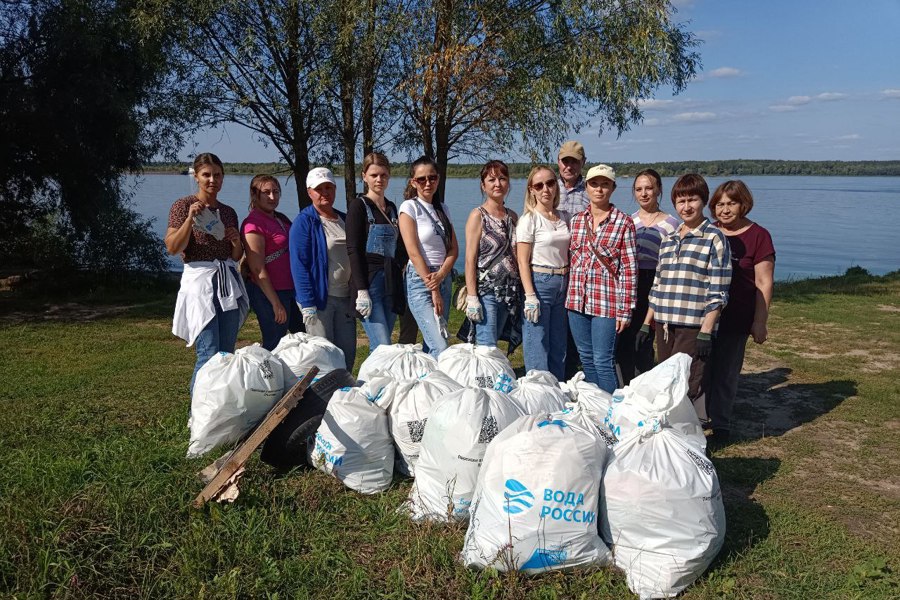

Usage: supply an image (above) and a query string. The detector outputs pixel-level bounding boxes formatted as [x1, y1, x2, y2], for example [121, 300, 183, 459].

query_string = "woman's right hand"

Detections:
[188, 200, 207, 219]
[423, 271, 440, 291]
[272, 300, 287, 324]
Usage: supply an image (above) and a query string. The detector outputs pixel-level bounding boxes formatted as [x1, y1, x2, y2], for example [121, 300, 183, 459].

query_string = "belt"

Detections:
[532, 265, 568, 275]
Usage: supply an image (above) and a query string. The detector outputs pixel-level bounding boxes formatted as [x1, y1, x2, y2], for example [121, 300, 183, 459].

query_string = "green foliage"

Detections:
[0, 0, 191, 271]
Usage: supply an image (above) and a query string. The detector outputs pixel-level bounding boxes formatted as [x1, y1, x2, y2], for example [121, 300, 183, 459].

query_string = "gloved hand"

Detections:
[635, 324, 653, 350]
[695, 331, 712, 359]
[301, 306, 325, 337]
[435, 309, 449, 340]
[465, 295, 483, 323]
[524, 293, 540, 323]
[356, 289, 372, 319]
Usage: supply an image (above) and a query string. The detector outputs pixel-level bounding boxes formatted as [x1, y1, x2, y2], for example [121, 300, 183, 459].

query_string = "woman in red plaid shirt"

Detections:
[565, 164, 638, 392]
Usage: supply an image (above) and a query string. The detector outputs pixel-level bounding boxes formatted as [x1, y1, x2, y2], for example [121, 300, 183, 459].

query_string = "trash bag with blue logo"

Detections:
[308, 375, 395, 494]
[560, 372, 613, 425]
[383, 370, 464, 477]
[461, 411, 612, 573]
[272, 332, 347, 389]
[601, 423, 725, 599]
[436, 343, 517, 391]
[604, 353, 706, 451]
[358, 343, 438, 382]
[509, 370, 569, 415]
[188, 344, 284, 458]
[406, 387, 525, 521]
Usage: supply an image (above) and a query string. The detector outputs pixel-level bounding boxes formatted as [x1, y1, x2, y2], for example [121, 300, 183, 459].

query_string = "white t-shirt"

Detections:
[515, 210, 571, 269]
[320, 215, 351, 297]
[399, 198, 451, 268]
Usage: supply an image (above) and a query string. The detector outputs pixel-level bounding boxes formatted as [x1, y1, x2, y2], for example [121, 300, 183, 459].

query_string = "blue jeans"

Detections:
[523, 273, 568, 379]
[246, 282, 301, 351]
[361, 269, 397, 352]
[406, 263, 452, 358]
[472, 292, 511, 347]
[190, 277, 242, 394]
[567, 310, 618, 393]
[319, 295, 357, 371]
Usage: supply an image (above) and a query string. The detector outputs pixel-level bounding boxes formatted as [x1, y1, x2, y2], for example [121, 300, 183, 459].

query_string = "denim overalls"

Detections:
[360, 200, 399, 350]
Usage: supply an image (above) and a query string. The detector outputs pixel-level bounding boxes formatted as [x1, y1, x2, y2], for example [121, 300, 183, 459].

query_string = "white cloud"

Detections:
[707, 67, 742, 78]
[769, 104, 799, 112]
[788, 96, 812, 105]
[835, 134, 861, 141]
[637, 99, 675, 110]
[642, 118, 661, 126]
[672, 112, 717, 123]
[882, 89, 900, 99]
[816, 92, 846, 101]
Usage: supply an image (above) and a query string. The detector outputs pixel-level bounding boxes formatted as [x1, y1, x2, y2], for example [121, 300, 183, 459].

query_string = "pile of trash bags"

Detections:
[189, 339, 725, 599]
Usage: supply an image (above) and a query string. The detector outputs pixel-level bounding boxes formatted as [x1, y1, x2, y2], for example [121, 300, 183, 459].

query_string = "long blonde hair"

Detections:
[522, 166, 559, 214]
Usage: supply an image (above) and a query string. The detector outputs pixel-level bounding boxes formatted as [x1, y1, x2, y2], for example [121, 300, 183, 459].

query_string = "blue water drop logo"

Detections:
[503, 479, 534, 515]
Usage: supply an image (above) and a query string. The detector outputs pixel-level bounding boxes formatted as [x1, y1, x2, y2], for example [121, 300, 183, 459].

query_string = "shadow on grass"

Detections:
[713, 456, 781, 562]
[731, 367, 857, 441]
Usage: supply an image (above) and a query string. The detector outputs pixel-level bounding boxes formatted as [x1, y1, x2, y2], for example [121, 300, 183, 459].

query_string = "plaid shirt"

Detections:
[558, 177, 589, 217]
[649, 219, 732, 328]
[565, 205, 637, 319]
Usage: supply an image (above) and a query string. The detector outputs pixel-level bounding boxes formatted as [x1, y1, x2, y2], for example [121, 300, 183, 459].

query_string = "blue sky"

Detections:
[184, 0, 900, 163]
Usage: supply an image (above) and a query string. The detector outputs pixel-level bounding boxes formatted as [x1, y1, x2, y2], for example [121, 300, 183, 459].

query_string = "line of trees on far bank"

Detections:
[145, 160, 900, 178]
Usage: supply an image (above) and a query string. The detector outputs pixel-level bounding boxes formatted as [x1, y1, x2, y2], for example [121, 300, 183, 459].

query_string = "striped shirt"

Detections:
[649, 219, 732, 328]
[558, 177, 588, 217]
[565, 206, 637, 319]
[632, 211, 680, 270]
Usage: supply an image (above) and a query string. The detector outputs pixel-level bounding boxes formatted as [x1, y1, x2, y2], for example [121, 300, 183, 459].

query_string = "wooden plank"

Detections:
[192, 367, 319, 508]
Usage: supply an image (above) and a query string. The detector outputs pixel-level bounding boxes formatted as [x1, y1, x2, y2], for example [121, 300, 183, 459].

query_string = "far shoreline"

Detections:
[141, 159, 900, 178]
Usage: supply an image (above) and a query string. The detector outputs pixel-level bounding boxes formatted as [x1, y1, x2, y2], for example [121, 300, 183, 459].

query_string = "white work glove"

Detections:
[192, 207, 225, 240]
[524, 293, 540, 324]
[435, 309, 449, 340]
[356, 290, 372, 319]
[300, 305, 325, 337]
[465, 295, 483, 323]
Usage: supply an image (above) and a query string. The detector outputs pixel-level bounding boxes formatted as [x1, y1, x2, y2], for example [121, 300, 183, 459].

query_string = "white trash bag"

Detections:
[601, 425, 726, 599]
[510, 370, 569, 415]
[188, 344, 284, 458]
[386, 371, 464, 477]
[406, 387, 524, 521]
[309, 375, 395, 494]
[437, 343, 517, 391]
[561, 372, 613, 427]
[358, 343, 438, 382]
[461, 411, 613, 573]
[605, 353, 706, 450]
[272, 332, 347, 388]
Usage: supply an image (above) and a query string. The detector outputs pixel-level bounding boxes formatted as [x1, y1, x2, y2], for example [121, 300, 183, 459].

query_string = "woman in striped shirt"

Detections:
[616, 169, 679, 384]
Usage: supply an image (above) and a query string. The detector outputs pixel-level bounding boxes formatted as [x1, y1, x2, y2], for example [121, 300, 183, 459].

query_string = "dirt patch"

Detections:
[877, 304, 900, 313]
[0, 302, 152, 324]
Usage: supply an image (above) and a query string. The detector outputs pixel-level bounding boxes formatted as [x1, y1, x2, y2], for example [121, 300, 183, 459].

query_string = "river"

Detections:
[127, 173, 899, 281]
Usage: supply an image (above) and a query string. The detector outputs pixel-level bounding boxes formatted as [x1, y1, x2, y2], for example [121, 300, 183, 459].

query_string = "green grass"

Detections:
[1, 269, 899, 598]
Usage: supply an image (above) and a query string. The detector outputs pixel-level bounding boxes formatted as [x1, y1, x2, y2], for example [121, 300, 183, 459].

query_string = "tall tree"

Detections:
[1, 0, 190, 270]
[392, 0, 700, 196]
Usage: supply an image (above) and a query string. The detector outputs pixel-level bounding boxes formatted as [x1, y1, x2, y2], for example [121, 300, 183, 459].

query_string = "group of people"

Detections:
[167, 142, 775, 445]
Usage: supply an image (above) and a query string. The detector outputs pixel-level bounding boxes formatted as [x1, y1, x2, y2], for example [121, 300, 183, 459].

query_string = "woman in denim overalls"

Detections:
[346, 153, 405, 352]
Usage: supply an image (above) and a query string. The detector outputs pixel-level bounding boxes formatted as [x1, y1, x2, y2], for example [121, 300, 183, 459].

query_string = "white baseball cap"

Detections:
[306, 167, 336, 190]
[585, 164, 616, 183]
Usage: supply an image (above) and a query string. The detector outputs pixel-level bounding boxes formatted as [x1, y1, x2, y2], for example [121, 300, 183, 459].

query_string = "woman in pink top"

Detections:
[240, 175, 302, 349]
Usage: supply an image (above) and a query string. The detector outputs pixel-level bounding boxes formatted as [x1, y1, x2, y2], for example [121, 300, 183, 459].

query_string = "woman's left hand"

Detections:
[751, 320, 768, 344]
[615, 318, 630, 334]
[224, 226, 240, 243]
[432, 289, 444, 316]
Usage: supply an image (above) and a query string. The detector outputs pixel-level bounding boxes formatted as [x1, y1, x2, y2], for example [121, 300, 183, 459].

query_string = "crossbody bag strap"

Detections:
[586, 214, 617, 279]
[416, 199, 450, 251]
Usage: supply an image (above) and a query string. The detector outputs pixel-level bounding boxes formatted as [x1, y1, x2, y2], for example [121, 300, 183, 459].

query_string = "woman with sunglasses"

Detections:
[565, 164, 637, 392]
[615, 168, 679, 384]
[346, 152, 404, 353]
[516, 166, 571, 378]
[463, 160, 520, 348]
[398, 156, 459, 358]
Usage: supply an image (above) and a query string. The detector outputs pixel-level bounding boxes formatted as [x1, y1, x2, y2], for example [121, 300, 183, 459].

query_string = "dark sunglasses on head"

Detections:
[413, 174, 439, 184]
[530, 179, 557, 191]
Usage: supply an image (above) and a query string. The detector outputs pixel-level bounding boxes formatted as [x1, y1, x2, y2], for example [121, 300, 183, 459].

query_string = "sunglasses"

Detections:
[413, 174, 439, 185]
[530, 179, 557, 192]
